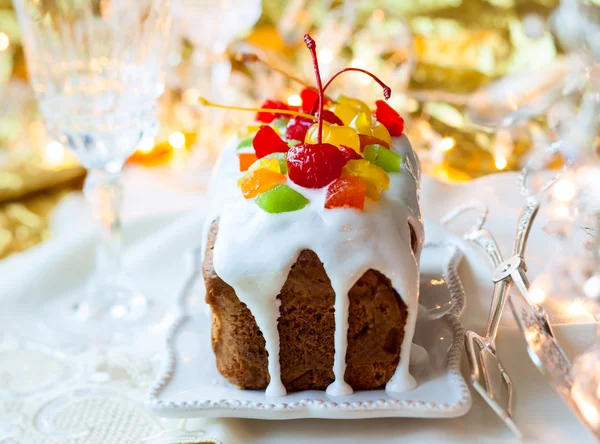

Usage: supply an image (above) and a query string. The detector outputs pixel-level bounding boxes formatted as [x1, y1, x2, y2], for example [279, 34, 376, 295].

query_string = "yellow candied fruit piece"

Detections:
[349, 113, 392, 147]
[237, 123, 280, 139]
[349, 112, 370, 134]
[372, 120, 392, 147]
[249, 157, 281, 173]
[327, 96, 372, 125]
[326, 103, 356, 126]
[341, 159, 389, 200]
[305, 122, 361, 153]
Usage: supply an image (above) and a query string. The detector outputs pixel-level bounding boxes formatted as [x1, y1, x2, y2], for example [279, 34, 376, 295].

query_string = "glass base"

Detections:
[73, 274, 149, 322]
[42, 275, 163, 347]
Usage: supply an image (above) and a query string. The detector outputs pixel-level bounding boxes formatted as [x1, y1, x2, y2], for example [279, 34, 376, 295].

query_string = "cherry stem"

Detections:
[322, 68, 391, 99]
[198, 97, 318, 121]
[235, 53, 335, 102]
[304, 34, 324, 144]
[236, 53, 312, 89]
[309, 68, 392, 115]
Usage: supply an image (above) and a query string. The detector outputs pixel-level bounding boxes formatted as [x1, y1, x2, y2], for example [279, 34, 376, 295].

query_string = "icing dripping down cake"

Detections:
[201, 34, 424, 398]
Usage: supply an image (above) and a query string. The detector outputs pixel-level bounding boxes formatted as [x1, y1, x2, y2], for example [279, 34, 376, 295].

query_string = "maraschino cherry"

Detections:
[286, 34, 394, 189]
[198, 34, 402, 189]
[285, 116, 314, 141]
[286, 35, 347, 189]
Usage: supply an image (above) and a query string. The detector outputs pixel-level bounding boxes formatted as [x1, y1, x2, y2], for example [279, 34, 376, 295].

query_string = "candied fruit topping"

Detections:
[349, 112, 392, 147]
[341, 159, 389, 200]
[238, 123, 280, 140]
[256, 99, 293, 123]
[249, 157, 281, 173]
[236, 137, 254, 151]
[372, 120, 392, 145]
[287, 142, 347, 188]
[359, 134, 389, 151]
[285, 116, 314, 141]
[300, 87, 326, 113]
[238, 168, 286, 199]
[328, 96, 372, 125]
[207, 34, 404, 206]
[339, 145, 363, 162]
[305, 123, 360, 153]
[256, 184, 309, 213]
[342, 97, 371, 119]
[374, 100, 405, 136]
[363, 144, 402, 172]
[327, 103, 358, 126]
[325, 176, 367, 211]
[349, 112, 371, 135]
[237, 125, 260, 139]
[264, 152, 288, 174]
[319, 110, 344, 126]
[238, 152, 258, 172]
[253, 125, 290, 158]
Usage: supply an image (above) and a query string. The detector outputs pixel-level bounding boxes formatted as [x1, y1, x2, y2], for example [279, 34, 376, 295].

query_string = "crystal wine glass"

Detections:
[174, 0, 261, 85]
[173, 0, 261, 109]
[175, 0, 261, 55]
[171, 0, 261, 178]
[13, 0, 171, 338]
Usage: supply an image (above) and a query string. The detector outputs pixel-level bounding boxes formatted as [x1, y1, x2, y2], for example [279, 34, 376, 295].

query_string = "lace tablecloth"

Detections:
[0, 166, 596, 443]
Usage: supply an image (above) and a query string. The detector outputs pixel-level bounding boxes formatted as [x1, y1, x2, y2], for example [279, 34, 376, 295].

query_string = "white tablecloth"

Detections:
[0, 166, 596, 443]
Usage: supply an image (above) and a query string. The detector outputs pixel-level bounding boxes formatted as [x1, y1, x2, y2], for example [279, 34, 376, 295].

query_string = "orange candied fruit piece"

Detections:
[238, 152, 258, 172]
[324, 176, 367, 211]
[238, 168, 286, 199]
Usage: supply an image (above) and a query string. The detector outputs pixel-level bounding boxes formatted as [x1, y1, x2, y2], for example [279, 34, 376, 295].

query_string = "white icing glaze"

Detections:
[202, 135, 424, 397]
[410, 343, 429, 367]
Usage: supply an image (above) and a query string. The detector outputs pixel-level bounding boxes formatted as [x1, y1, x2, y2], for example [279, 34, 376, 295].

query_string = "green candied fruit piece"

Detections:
[287, 139, 301, 147]
[255, 184, 309, 213]
[363, 144, 402, 173]
[272, 117, 290, 134]
[236, 137, 254, 150]
[264, 152, 288, 175]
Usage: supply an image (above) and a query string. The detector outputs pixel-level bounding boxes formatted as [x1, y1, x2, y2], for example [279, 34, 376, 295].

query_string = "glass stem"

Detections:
[83, 168, 125, 308]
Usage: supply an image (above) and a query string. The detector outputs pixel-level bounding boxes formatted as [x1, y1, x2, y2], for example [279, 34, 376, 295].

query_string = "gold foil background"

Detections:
[0, 0, 562, 257]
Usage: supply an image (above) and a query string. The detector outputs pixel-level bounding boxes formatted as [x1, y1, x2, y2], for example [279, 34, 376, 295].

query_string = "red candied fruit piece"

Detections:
[339, 145, 362, 162]
[253, 125, 290, 158]
[285, 116, 314, 141]
[359, 134, 390, 151]
[256, 99, 293, 123]
[374, 100, 405, 137]
[325, 176, 367, 211]
[300, 88, 327, 113]
[287, 142, 347, 188]
[318, 109, 344, 126]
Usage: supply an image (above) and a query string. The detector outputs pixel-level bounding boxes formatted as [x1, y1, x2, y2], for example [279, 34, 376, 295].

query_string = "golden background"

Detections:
[0, 0, 564, 258]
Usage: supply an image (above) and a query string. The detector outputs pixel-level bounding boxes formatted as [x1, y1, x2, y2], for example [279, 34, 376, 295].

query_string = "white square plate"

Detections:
[148, 242, 471, 420]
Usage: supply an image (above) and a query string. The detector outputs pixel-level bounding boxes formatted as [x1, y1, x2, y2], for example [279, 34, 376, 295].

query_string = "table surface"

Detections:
[0, 166, 596, 444]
